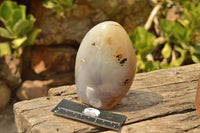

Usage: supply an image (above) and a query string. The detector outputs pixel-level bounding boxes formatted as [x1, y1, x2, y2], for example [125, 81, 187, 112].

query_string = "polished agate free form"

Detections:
[75, 21, 136, 110]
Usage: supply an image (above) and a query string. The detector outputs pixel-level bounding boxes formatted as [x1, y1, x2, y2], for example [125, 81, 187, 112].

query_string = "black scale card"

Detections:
[51, 99, 127, 130]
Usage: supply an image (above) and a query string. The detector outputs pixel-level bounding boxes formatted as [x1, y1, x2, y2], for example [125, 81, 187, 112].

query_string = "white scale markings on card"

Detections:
[55, 107, 120, 127]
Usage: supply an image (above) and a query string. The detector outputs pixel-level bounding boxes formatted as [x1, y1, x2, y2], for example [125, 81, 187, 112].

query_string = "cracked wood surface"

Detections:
[14, 64, 200, 133]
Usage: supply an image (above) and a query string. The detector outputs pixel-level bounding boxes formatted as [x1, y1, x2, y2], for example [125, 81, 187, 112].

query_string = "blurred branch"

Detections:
[146, 53, 154, 62]
[144, 3, 166, 46]
[171, 50, 176, 61]
[144, 4, 162, 31]
[150, 0, 158, 4]
[155, 37, 166, 45]
[153, 16, 160, 35]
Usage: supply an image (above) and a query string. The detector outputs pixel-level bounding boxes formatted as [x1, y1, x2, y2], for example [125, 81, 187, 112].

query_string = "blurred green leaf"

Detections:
[43, 0, 77, 18]
[172, 23, 186, 41]
[191, 54, 200, 63]
[0, 42, 11, 57]
[18, 5, 26, 19]
[130, 27, 157, 72]
[178, 19, 190, 28]
[154, 61, 161, 70]
[65, 4, 77, 11]
[43, 1, 55, 9]
[0, 27, 13, 39]
[189, 45, 198, 54]
[62, 0, 73, 5]
[160, 19, 174, 37]
[22, 28, 41, 46]
[13, 19, 33, 36]
[27, 14, 36, 22]
[144, 61, 154, 72]
[193, 45, 200, 54]
[132, 1, 200, 73]
[12, 6, 26, 23]
[12, 36, 27, 49]
[161, 19, 187, 42]
[170, 51, 186, 67]
[131, 27, 156, 58]
[174, 45, 184, 53]
[180, 42, 188, 49]
[4, 19, 14, 33]
[0, 1, 17, 22]
[129, 33, 134, 44]
[170, 58, 183, 67]
[161, 63, 170, 69]
[7, 7, 26, 29]
[135, 54, 145, 73]
[144, 61, 161, 72]
[162, 43, 171, 58]
[0, 1, 40, 57]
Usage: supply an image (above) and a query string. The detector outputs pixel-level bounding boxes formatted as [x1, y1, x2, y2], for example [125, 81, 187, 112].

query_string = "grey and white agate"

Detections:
[75, 21, 136, 110]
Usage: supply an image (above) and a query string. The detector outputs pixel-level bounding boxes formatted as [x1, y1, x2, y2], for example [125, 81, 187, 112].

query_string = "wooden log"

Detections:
[14, 64, 200, 133]
[195, 75, 200, 117]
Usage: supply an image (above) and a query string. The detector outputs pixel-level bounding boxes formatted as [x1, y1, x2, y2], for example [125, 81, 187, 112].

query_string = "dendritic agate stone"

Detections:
[75, 21, 136, 110]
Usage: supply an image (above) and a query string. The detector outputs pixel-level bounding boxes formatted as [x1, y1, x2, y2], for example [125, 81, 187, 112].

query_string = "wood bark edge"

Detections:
[195, 75, 200, 117]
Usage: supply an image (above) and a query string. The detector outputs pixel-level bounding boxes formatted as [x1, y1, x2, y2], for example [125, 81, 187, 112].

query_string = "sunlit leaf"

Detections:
[0, 42, 12, 57]
[136, 54, 144, 73]
[27, 14, 35, 22]
[170, 52, 186, 67]
[191, 54, 200, 63]
[162, 43, 171, 58]
[12, 36, 27, 49]
[178, 19, 189, 28]
[43, 1, 55, 9]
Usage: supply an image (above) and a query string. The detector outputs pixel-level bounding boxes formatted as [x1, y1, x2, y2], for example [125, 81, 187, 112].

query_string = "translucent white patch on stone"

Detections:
[86, 86, 95, 98]
[82, 108, 100, 117]
[85, 86, 102, 108]
[89, 97, 102, 108]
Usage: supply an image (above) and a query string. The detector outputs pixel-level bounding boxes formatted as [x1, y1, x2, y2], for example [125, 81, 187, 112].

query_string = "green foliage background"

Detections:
[43, 0, 77, 18]
[0, 1, 41, 57]
[130, 0, 200, 73]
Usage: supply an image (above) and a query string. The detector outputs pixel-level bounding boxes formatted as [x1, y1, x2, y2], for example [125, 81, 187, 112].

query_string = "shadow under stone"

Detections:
[113, 90, 163, 112]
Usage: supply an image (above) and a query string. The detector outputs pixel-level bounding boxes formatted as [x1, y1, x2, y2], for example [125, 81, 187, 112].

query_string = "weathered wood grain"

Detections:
[195, 75, 200, 117]
[14, 64, 200, 133]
